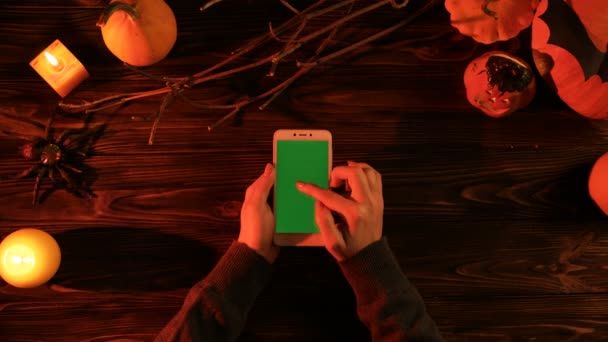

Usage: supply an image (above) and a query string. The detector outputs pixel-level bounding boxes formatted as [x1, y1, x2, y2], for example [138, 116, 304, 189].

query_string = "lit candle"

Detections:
[0, 228, 61, 288]
[29, 39, 89, 98]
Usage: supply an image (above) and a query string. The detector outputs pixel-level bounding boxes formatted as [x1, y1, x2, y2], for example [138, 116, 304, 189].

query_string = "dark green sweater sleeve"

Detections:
[339, 238, 444, 341]
[155, 241, 272, 342]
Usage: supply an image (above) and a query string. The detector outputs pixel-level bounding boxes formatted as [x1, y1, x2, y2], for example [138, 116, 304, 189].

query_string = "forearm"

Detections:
[155, 241, 273, 342]
[339, 238, 443, 341]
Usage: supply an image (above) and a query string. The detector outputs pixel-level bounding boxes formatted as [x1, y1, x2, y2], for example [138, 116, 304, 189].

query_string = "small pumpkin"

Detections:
[588, 152, 608, 215]
[97, 0, 177, 66]
[445, 0, 540, 44]
[531, 0, 608, 119]
[463, 51, 536, 118]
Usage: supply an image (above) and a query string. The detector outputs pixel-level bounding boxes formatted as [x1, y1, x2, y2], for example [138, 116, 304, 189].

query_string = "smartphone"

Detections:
[273, 129, 332, 246]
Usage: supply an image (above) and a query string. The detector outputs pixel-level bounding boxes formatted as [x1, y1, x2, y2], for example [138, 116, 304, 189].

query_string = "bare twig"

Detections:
[261, 2, 355, 110]
[208, 66, 313, 130]
[299, 0, 440, 67]
[302, 0, 353, 20]
[59, 0, 450, 143]
[59, 88, 169, 114]
[59, 0, 382, 116]
[193, 0, 336, 79]
[390, 0, 410, 9]
[148, 92, 175, 145]
[123, 63, 186, 83]
[192, 54, 276, 86]
[207, 99, 249, 131]
[174, 92, 240, 110]
[315, 1, 354, 57]
[280, 0, 300, 14]
[258, 68, 308, 110]
[268, 20, 307, 77]
[200, 0, 224, 12]
[85, 88, 171, 114]
[296, 0, 388, 44]
[268, 22, 290, 43]
[207, 107, 240, 132]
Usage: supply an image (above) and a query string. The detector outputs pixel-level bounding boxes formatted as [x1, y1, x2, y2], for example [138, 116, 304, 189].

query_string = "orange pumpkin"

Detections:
[531, 0, 608, 118]
[463, 51, 536, 118]
[445, 0, 540, 44]
[589, 152, 608, 215]
[97, 0, 177, 66]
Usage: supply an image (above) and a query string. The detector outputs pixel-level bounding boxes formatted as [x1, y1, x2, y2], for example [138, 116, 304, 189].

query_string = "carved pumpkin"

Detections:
[445, 0, 540, 44]
[97, 0, 177, 66]
[588, 152, 608, 215]
[463, 51, 536, 117]
[531, 0, 608, 118]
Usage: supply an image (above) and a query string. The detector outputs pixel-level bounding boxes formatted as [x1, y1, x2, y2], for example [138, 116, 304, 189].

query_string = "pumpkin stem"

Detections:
[96, 2, 139, 28]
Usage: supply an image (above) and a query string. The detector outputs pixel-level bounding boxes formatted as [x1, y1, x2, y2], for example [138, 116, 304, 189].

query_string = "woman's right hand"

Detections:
[296, 161, 384, 262]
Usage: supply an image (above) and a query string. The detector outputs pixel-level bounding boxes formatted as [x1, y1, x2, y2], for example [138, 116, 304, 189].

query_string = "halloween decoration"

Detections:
[0, 228, 61, 289]
[60, 0, 474, 144]
[445, 0, 540, 44]
[589, 151, 608, 215]
[463, 51, 536, 117]
[97, 0, 177, 66]
[11, 115, 100, 205]
[531, 0, 608, 118]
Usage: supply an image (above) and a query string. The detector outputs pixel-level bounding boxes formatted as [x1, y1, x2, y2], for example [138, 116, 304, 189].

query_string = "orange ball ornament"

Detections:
[0, 228, 61, 288]
[445, 0, 540, 44]
[589, 152, 608, 215]
[97, 0, 177, 67]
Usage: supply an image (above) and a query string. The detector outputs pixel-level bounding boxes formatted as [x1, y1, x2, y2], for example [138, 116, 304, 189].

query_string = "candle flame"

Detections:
[10, 255, 23, 264]
[44, 51, 59, 67]
[9, 255, 34, 264]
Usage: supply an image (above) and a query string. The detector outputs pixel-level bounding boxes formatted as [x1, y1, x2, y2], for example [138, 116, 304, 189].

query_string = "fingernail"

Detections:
[264, 163, 273, 175]
[296, 181, 305, 189]
[347, 160, 354, 165]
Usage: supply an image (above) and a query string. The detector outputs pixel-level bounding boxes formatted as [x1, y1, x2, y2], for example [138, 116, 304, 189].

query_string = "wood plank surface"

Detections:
[1, 0, 608, 341]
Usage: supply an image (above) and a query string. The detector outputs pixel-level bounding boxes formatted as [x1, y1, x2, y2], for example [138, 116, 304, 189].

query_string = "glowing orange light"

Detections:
[0, 229, 61, 288]
[43, 51, 64, 72]
[44, 51, 59, 67]
[30, 39, 89, 97]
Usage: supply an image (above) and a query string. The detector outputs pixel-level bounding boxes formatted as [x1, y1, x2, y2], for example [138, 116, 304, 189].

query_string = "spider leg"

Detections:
[57, 165, 94, 199]
[17, 164, 40, 178]
[56, 165, 79, 191]
[44, 116, 54, 141]
[61, 163, 83, 173]
[33, 167, 48, 205]
[48, 167, 61, 185]
[56, 129, 80, 145]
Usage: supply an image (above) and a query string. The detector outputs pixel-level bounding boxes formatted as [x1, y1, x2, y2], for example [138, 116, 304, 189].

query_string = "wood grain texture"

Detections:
[1, 0, 608, 341]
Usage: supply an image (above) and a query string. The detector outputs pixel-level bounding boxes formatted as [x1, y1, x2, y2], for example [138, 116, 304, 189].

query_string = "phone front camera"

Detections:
[309, 134, 312, 136]
[293, 133, 296, 136]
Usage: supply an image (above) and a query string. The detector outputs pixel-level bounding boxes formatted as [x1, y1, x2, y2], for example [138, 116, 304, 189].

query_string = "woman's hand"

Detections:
[297, 161, 384, 261]
[238, 163, 279, 263]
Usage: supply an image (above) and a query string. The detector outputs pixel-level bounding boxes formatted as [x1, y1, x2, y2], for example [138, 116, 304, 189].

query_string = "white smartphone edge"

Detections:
[272, 129, 332, 247]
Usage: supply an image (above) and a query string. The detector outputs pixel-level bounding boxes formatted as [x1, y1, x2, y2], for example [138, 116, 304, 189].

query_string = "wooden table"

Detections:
[1, 0, 607, 341]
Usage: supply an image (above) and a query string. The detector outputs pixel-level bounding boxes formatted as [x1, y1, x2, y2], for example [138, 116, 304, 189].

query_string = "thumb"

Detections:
[314, 201, 345, 257]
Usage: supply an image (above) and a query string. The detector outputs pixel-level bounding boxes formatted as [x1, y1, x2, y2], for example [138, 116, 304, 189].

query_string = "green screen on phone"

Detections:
[275, 140, 329, 233]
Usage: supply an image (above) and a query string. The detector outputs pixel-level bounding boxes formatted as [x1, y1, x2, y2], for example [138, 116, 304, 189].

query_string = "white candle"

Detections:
[0, 228, 61, 288]
[30, 39, 89, 98]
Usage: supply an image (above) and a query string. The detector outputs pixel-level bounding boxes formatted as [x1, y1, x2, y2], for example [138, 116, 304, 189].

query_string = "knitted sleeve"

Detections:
[339, 238, 444, 341]
[155, 241, 272, 342]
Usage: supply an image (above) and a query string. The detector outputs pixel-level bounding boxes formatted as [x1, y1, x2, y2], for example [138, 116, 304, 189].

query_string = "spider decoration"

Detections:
[12, 116, 102, 205]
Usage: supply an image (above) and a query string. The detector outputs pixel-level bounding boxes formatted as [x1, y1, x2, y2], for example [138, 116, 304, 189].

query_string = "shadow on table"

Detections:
[53, 227, 216, 292]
